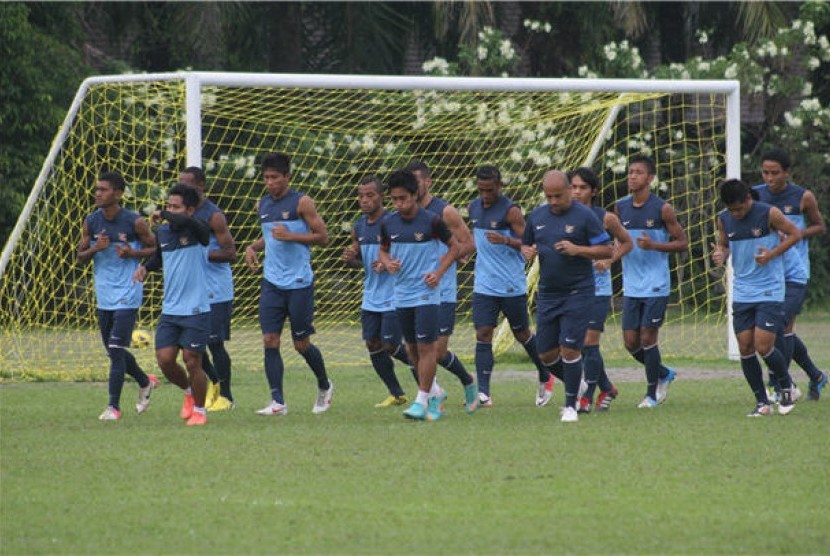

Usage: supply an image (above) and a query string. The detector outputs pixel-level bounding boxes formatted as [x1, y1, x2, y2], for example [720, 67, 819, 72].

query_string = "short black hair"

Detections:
[761, 148, 791, 170]
[567, 167, 599, 191]
[261, 152, 291, 175]
[629, 154, 656, 176]
[405, 159, 431, 178]
[359, 174, 383, 194]
[386, 170, 418, 195]
[169, 183, 201, 208]
[99, 171, 126, 192]
[719, 179, 752, 205]
[181, 166, 206, 185]
[476, 165, 502, 183]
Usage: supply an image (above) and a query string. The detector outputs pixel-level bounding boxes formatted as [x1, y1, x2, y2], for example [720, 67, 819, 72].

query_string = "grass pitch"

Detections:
[2, 365, 829, 554]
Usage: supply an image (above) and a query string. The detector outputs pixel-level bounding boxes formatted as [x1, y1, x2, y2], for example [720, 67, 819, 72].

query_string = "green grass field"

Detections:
[3, 363, 830, 554]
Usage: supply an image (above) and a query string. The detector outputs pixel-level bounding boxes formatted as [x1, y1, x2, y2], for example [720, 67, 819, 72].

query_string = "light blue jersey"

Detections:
[85, 208, 143, 310]
[753, 182, 809, 284]
[590, 205, 613, 297]
[424, 197, 457, 303]
[354, 211, 395, 312]
[617, 193, 670, 297]
[468, 195, 526, 297]
[156, 223, 210, 316]
[259, 190, 313, 290]
[194, 200, 234, 303]
[719, 201, 785, 303]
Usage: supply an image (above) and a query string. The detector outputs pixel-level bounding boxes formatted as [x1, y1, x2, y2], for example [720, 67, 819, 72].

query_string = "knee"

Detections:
[366, 339, 382, 352]
[262, 334, 280, 350]
[512, 328, 530, 344]
[476, 327, 494, 343]
[293, 337, 311, 353]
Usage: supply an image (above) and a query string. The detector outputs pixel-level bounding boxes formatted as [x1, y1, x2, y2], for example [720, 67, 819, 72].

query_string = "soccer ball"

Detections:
[131, 329, 152, 349]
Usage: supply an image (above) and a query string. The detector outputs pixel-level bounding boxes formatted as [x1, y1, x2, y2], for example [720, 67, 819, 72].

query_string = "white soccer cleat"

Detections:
[136, 374, 159, 414]
[536, 382, 553, 407]
[560, 406, 578, 423]
[98, 406, 122, 421]
[312, 381, 334, 414]
[256, 401, 288, 416]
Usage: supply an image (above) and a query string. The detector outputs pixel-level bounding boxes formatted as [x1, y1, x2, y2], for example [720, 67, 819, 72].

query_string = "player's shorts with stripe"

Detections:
[155, 312, 211, 352]
[586, 295, 611, 332]
[396, 305, 439, 344]
[535, 292, 592, 353]
[208, 300, 233, 343]
[732, 301, 784, 335]
[622, 296, 668, 330]
[259, 281, 316, 339]
[472, 292, 530, 331]
[97, 309, 139, 349]
[361, 309, 403, 345]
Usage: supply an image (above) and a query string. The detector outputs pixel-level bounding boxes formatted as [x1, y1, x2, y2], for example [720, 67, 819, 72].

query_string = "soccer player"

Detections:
[179, 166, 238, 411]
[522, 170, 612, 423]
[467, 165, 554, 408]
[77, 171, 159, 421]
[132, 184, 212, 426]
[753, 149, 828, 400]
[616, 154, 688, 408]
[245, 152, 334, 416]
[569, 167, 633, 412]
[378, 169, 472, 421]
[406, 160, 478, 411]
[711, 179, 802, 416]
[342, 175, 414, 407]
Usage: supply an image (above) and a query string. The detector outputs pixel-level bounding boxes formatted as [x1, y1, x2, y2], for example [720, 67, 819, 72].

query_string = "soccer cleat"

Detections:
[808, 372, 828, 401]
[256, 400, 288, 415]
[402, 402, 428, 420]
[560, 406, 578, 423]
[595, 386, 618, 411]
[375, 395, 408, 408]
[186, 411, 207, 426]
[577, 396, 592, 414]
[536, 381, 553, 407]
[426, 396, 443, 421]
[179, 393, 195, 420]
[791, 384, 802, 402]
[577, 379, 588, 400]
[136, 374, 159, 414]
[655, 367, 676, 404]
[478, 392, 493, 408]
[205, 381, 220, 410]
[747, 403, 773, 417]
[207, 396, 235, 412]
[637, 396, 658, 409]
[312, 381, 334, 414]
[463, 380, 480, 413]
[767, 387, 781, 404]
[777, 389, 795, 415]
[98, 406, 122, 421]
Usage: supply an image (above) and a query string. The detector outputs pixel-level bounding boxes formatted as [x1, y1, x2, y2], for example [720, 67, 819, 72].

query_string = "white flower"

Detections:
[477, 46, 488, 61]
[800, 98, 821, 111]
[500, 40, 516, 60]
[523, 19, 531, 28]
[808, 56, 821, 69]
[544, 23, 552, 33]
[698, 31, 709, 45]
[510, 151, 523, 163]
[783, 112, 803, 128]
[675, 130, 684, 140]
[724, 63, 738, 79]
[802, 82, 813, 96]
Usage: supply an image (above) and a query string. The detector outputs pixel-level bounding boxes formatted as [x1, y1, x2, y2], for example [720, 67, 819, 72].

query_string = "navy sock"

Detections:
[370, 350, 405, 397]
[762, 347, 793, 390]
[775, 333, 795, 373]
[209, 342, 233, 401]
[107, 347, 127, 410]
[598, 366, 614, 393]
[391, 344, 411, 367]
[475, 342, 494, 396]
[643, 344, 661, 399]
[521, 334, 549, 383]
[740, 354, 768, 404]
[123, 350, 150, 387]
[201, 350, 219, 383]
[629, 347, 646, 365]
[583, 345, 602, 400]
[301, 344, 330, 390]
[563, 357, 583, 408]
[439, 351, 473, 386]
[264, 348, 285, 404]
[792, 334, 823, 381]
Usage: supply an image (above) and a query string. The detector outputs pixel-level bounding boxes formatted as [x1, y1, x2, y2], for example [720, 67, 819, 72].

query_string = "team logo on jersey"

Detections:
[376, 235, 381, 242]
[414, 232, 424, 241]
[784, 205, 793, 214]
[752, 228, 762, 237]
[281, 210, 290, 219]
[646, 219, 655, 228]
[180, 236, 190, 246]
[490, 221, 499, 229]
[118, 232, 128, 243]
[564, 224, 575, 234]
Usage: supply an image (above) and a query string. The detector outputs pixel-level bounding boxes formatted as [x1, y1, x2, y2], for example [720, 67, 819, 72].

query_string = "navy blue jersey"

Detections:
[380, 208, 452, 308]
[259, 190, 312, 289]
[193, 199, 234, 303]
[752, 182, 809, 284]
[468, 195, 526, 296]
[424, 197, 457, 303]
[523, 201, 609, 296]
[616, 193, 670, 297]
[590, 205, 612, 296]
[718, 201, 785, 303]
[85, 208, 144, 310]
[156, 221, 210, 316]
[354, 211, 395, 311]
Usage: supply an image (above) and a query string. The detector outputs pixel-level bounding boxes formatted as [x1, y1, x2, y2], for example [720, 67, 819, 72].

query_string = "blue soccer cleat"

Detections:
[403, 402, 428, 420]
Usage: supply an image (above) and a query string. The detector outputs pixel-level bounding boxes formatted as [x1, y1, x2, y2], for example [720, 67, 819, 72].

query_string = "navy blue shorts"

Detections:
[397, 305, 439, 344]
[209, 300, 233, 343]
[97, 309, 138, 349]
[155, 313, 210, 352]
[586, 296, 611, 332]
[259, 281, 316, 339]
[361, 309, 403, 345]
[472, 292, 530, 331]
[732, 301, 785, 335]
[783, 282, 807, 321]
[535, 292, 592, 353]
[437, 302, 456, 336]
[622, 296, 669, 330]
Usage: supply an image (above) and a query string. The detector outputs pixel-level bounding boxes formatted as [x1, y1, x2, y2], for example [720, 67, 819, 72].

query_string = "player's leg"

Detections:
[756, 302, 796, 414]
[559, 295, 591, 419]
[365, 310, 405, 406]
[398, 306, 430, 420]
[288, 285, 332, 414]
[178, 312, 210, 425]
[112, 309, 157, 414]
[535, 294, 564, 408]
[435, 302, 474, 386]
[581, 295, 611, 411]
[257, 280, 288, 415]
[733, 303, 771, 416]
[472, 293, 497, 403]
[96, 310, 124, 419]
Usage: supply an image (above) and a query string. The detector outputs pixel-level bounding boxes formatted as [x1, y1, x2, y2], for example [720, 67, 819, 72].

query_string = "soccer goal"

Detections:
[0, 72, 740, 378]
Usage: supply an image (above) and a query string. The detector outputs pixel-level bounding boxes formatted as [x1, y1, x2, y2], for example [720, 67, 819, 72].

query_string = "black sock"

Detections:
[107, 347, 127, 410]
[370, 350, 405, 397]
[643, 344, 661, 399]
[762, 347, 793, 391]
[264, 348, 285, 404]
[391, 344, 411, 366]
[792, 334, 823, 382]
[544, 357, 564, 381]
[123, 350, 150, 388]
[439, 351, 473, 386]
[583, 345, 602, 400]
[475, 342, 494, 396]
[563, 357, 583, 408]
[522, 334, 549, 383]
[301, 344, 330, 390]
[202, 350, 219, 383]
[740, 353, 768, 404]
[209, 342, 233, 401]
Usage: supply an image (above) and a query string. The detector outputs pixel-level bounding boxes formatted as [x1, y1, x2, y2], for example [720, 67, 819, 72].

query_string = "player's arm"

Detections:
[133, 232, 162, 283]
[637, 204, 689, 252]
[501, 206, 526, 250]
[377, 223, 400, 274]
[342, 227, 362, 268]
[76, 220, 104, 264]
[161, 211, 211, 246]
[593, 212, 632, 273]
[520, 215, 537, 261]
[245, 237, 265, 272]
[273, 195, 329, 246]
[710, 217, 729, 267]
[207, 210, 237, 263]
[759, 207, 802, 265]
[115, 217, 156, 259]
[801, 190, 826, 239]
[443, 204, 474, 260]
[425, 219, 459, 287]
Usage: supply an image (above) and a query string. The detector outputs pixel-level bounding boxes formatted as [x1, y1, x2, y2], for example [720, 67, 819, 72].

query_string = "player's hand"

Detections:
[636, 232, 654, 250]
[754, 246, 772, 266]
[521, 244, 537, 261]
[245, 245, 260, 272]
[555, 240, 580, 256]
[710, 242, 725, 266]
[271, 224, 290, 241]
[593, 259, 611, 272]
[149, 211, 163, 225]
[115, 243, 133, 258]
[132, 266, 147, 283]
[95, 230, 111, 251]
[371, 260, 386, 273]
[385, 258, 402, 274]
[341, 247, 358, 263]
[485, 231, 507, 245]
[424, 271, 441, 288]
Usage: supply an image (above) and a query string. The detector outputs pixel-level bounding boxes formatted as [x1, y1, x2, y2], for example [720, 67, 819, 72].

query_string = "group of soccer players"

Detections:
[79, 148, 826, 425]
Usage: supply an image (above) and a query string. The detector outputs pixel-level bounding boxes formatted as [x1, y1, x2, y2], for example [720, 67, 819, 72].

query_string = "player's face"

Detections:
[726, 197, 753, 220]
[627, 162, 653, 193]
[761, 160, 788, 192]
[166, 194, 193, 216]
[263, 168, 290, 198]
[543, 177, 572, 214]
[179, 172, 205, 194]
[412, 170, 430, 201]
[477, 178, 501, 207]
[390, 187, 418, 218]
[94, 180, 121, 208]
[570, 175, 595, 206]
[357, 183, 383, 216]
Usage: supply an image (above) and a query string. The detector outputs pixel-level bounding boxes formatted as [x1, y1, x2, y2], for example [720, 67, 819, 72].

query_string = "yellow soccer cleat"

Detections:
[207, 396, 235, 412]
[205, 381, 220, 409]
[375, 395, 408, 408]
